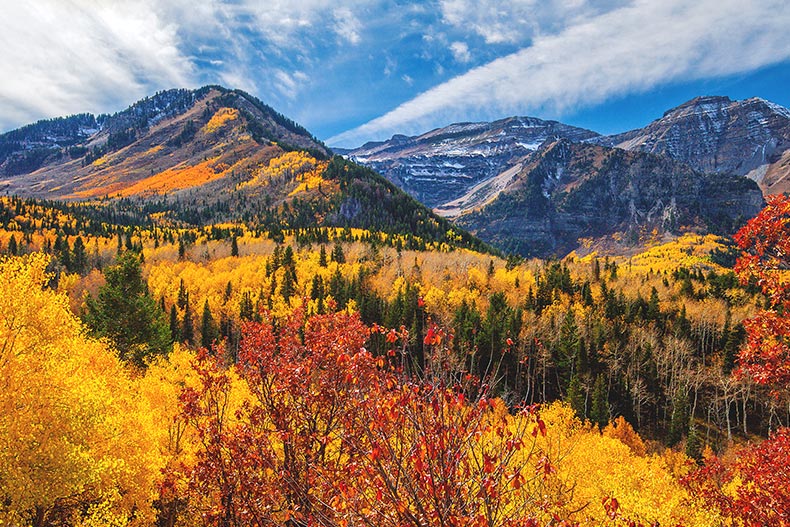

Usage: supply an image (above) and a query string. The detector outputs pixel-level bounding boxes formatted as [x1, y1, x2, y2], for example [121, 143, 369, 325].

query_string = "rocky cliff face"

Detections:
[346, 116, 599, 209]
[454, 140, 764, 257]
[598, 96, 790, 195]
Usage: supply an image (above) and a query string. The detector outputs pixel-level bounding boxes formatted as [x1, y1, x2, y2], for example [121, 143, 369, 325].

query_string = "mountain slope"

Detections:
[453, 140, 763, 257]
[0, 86, 328, 199]
[597, 96, 790, 194]
[0, 87, 489, 253]
[346, 116, 599, 209]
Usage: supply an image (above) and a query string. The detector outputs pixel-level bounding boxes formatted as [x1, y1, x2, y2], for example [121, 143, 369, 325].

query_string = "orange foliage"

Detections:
[117, 158, 227, 197]
[603, 416, 647, 457]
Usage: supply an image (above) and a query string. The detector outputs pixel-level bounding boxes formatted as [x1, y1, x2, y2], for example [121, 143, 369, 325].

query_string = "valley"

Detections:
[0, 86, 788, 527]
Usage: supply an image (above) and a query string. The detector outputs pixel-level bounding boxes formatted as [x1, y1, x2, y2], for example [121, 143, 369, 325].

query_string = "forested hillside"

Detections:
[1, 193, 788, 527]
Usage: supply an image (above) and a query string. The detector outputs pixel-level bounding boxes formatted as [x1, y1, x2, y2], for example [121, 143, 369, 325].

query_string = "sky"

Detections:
[2, 0, 790, 147]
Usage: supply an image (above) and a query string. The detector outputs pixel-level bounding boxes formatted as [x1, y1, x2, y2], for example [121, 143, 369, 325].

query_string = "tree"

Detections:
[590, 375, 609, 428]
[685, 428, 790, 526]
[318, 245, 328, 267]
[331, 241, 345, 264]
[182, 296, 194, 345]
[0, 254, 160, 526]
[181, 308, 380, 526]
[7, 234, 18, 255]
[734, 194, 790, 390]
[200, 299, 218, 349]
[230, 235, 239, 257]
[84, 251, 171, 366]
[71, 236, 87, 274]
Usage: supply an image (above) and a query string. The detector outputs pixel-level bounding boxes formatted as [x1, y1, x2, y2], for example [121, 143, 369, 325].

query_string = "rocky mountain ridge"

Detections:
[453, 139, 763, 257]
[0, 86, 328, 198]
[596, 96, 790, 195]
[346, 116, 599, 208]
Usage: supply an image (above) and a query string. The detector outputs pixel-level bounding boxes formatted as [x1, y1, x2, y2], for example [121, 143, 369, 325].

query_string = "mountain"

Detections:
[345, 117, 599, 209]
[0, 86, 328, 199]
[0, 86, 488, 252]
[597, 96, 790, 195]
[453, 139, 763, 257]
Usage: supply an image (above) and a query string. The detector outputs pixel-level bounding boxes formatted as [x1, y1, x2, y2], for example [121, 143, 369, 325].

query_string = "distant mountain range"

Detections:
[0, 88, 779, 257]
[345, 96, 787, 255]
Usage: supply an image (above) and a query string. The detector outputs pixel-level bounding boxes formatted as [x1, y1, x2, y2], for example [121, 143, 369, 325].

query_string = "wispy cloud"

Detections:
[329, 0, 790, 146]
[0, 0, 381, 131]
[0, 0, 193, 130]
[449, 42, 471, 63]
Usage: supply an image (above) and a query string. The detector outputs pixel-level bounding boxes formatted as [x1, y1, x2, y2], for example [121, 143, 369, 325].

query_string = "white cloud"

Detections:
[0, 0, 194, 130]
[449, 41, 471, 63]
[0, 0, 381, 131]
[439, 0, 626, 44]
[402, 74, 414, 86]
[329, 0, 790, 146]
[333, 7, 363, 45]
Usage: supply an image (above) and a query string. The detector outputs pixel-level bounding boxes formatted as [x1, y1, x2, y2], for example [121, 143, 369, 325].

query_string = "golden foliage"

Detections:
[0, 254, 161, 526]
[202, 107, 239, 134]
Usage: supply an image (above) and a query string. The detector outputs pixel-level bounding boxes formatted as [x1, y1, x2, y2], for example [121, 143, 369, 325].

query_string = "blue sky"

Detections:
[2, 0, 790, 147]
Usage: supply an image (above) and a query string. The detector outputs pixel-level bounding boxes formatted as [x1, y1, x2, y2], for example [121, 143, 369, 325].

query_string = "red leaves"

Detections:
[602, 496, 620, 520]
[181, 307, 568, 527]
[684, 427, 790, 527]
[531, 418, 546, 438]
[734, 194, 790, 392]
[423, 325, 443, 346]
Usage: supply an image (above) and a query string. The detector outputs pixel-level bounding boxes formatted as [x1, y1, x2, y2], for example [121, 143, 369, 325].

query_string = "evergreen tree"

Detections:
[566, 374, 586, 419]
[590, 375, 609, 428]
[177, 279, 188, 309]
[331, 242, 345, 264]
[647, 287, 661, 320]
[72, 236, 87, 274]
[231, 235, 239, 257]
[201, 299, 218, 349]
[224, 281, 233, 303]
[685, 423, 702, 462]
[170, 304, 180, 342]
[318, 245, 328, 267]
[84, 252, 171, 367]
[8, 234, 18, 256]
[182, 296, 194, 345]
[281, 268, 296, 301]
[668, 390, 690, 446]
[240, 291, 255, 321]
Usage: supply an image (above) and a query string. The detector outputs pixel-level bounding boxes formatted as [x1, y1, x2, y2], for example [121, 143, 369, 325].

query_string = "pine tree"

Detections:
[177, 279, 188, 309]
[231, 235, 239, 257]
[240, 291, 255, 321]
[590, 375, 609, 428]
[331, 242, 345, 264]
[170, 304, 180, 342]
[84, 252, 171, 367]
[223, 281, 233, 303]
[685, 423, 702, 462]
[72, 236, 87, 274]
[566, 374, 586, 419]
[8, 234, 18, 256]
[668, 390, 690, 446]
[182, 295, 194, 345]
[319, 245, 328, 267]
[201, 299, 218, 349]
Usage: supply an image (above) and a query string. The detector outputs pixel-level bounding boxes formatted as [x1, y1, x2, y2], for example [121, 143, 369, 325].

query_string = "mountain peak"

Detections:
[0, 85, 329, 198]
[345, 115, 598, 209]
